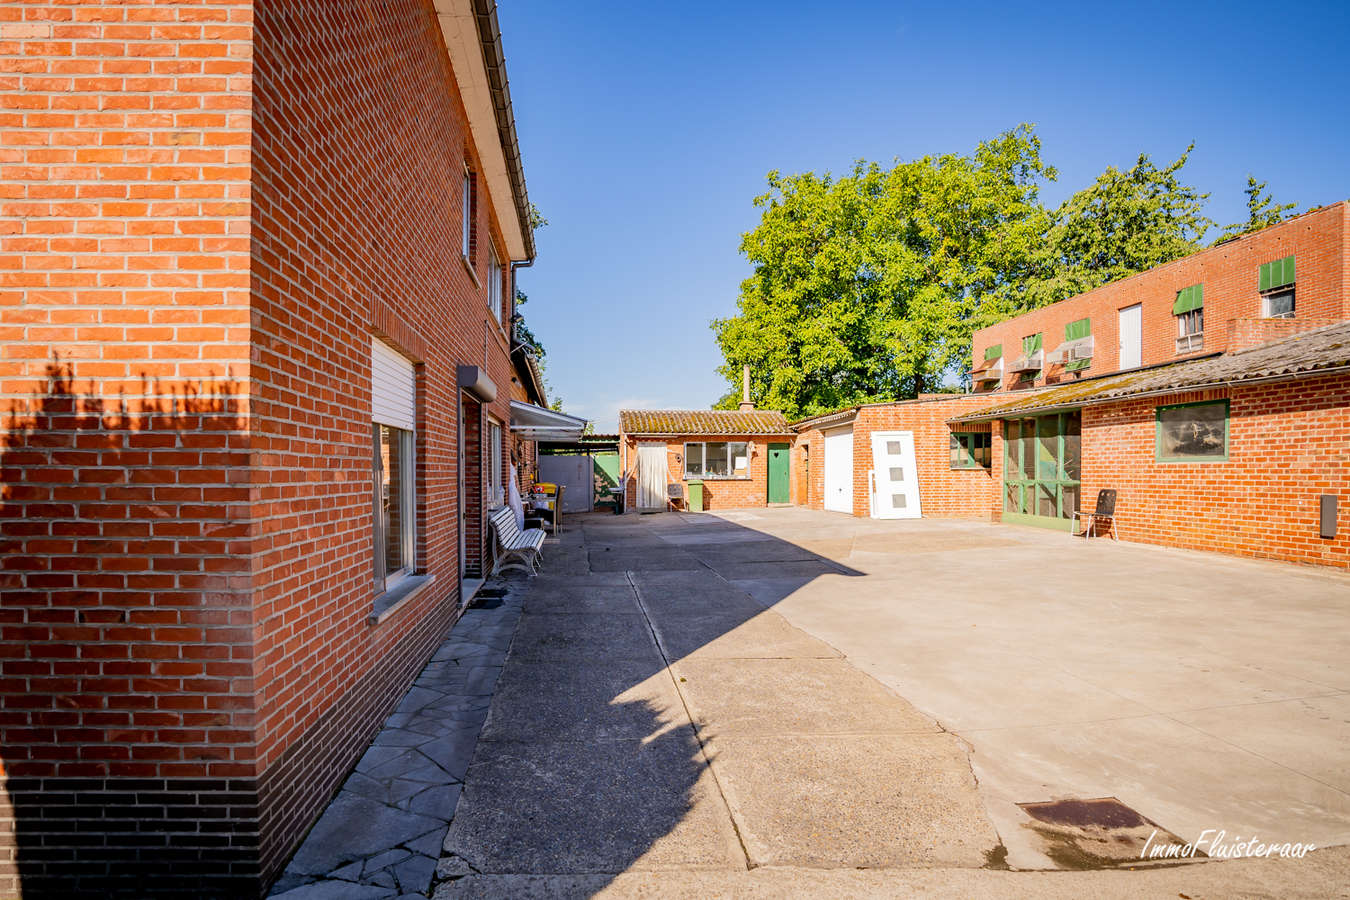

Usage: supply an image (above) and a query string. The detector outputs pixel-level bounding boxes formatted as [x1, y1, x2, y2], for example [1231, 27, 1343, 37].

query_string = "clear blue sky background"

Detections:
[497, 1, 1350, 430]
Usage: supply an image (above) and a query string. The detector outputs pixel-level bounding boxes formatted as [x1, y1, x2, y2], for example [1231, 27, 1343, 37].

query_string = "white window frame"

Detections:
[1263, 287, 1295, 319]
[371, 339, 417, 592]
[487, 242, 503, 321]
[488, 417, 504, 508]
[683, 441, 749, 479]
[461, 170, 473, 261]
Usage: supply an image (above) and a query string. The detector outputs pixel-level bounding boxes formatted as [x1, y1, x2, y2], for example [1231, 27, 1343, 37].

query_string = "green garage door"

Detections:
[1003, 412, 1081, 531]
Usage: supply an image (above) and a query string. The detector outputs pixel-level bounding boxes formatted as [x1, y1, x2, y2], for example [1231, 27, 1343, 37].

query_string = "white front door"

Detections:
[636, 442, 668, 509]
[870, 431, 921, 519]
[1119, 304, 1142, 369]
[823, 426, 853, 514]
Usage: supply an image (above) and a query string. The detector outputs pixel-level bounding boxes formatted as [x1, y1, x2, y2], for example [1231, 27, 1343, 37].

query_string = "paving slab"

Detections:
[588, 548, 704, 571]
[672, 657, 941, 737]
[635, 583, 767, 619]
[480, 659, 683, 742]
[509, 612, 660, 661]
[441, 735, 744, 874]
[520, 584, 643, 614]
[707, 734, 998, 868]
[648, 610, 842, 660]
[680, 541, 821, 565]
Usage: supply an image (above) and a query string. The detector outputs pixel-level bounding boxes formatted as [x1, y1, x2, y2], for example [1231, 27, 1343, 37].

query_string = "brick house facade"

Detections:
[0, 2, 538, 896]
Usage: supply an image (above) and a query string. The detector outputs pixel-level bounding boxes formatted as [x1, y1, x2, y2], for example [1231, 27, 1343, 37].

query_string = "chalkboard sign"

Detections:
[667, 483, 684, 499]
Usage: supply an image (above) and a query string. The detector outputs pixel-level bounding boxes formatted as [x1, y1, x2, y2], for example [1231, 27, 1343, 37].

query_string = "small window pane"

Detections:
[685, 443, 703, 476]
[705, 442, 729, 477]
[1267, 289, 1295, 318]
[729, 442, 748, 476]
[889, 467, 904, 482]
[1037, 483, 1057, 518]
[1005, 482, 1021, 514]
[1063, 414, 1081, 482]
[892, 494, 907, 508]
[1005, 422, 1022, 479]
[1037, 417, 1059, 481]
[886, 440, 902, 455]
[1061, 485, 1079, 520]
[380, 424, 412, 579]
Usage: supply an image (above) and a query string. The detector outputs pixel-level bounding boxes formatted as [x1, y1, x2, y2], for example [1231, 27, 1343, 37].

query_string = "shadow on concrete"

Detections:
[436, 509, 977, 897]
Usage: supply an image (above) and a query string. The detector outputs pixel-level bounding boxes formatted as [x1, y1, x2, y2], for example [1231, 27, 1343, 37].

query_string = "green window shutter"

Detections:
[1064, 318, 1091, 340]
[1024, 333, 1042, 353]
[1172, 284, 1203, 315]
[984, 344, 1002, 361]
[1260, 256, 1296, 292]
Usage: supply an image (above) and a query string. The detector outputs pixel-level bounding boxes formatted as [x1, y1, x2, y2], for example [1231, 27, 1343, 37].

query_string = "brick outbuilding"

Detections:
[618, 410, 795, 511]
[0, 2, 550, 895]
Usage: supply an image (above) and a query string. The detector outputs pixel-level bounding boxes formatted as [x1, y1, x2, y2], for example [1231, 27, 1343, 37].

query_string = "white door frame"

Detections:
[823, 426, 853, 514]
[869, 431, 921, 519]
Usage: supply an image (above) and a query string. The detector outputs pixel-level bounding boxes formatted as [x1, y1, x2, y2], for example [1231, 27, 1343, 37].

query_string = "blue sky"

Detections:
[498, 1, 1350, 431]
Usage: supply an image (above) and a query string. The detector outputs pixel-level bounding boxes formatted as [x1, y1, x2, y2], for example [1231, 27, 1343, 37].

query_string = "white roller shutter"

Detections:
[371, 338, 416, 430]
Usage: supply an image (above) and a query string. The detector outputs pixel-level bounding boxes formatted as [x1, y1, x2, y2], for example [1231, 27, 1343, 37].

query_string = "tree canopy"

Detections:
[713, 127, 1288, 420]
[1216, 175, 1298, 243]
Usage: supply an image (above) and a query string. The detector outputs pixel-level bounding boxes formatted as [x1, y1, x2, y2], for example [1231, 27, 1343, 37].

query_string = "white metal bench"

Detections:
[489, 506, 546, 576]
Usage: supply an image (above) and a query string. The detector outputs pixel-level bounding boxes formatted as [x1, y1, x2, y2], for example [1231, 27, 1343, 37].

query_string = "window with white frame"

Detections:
[1260, 255, 1295, 319]
[488, 242, 503, 322]
[488, 417, 503, 508]
[684, 441, 749, 478]
[372, 339, 417, 591]
[461, 169, 475, 262]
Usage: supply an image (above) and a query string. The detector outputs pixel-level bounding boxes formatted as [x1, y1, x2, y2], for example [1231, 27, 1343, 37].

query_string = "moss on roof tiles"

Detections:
[955, 321, 1350, 421]
[619, 409, 792, 435]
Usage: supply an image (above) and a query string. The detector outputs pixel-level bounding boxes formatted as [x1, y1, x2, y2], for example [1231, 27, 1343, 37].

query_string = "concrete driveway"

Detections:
[711, 507, 1350, 870]
[434, 507, 1350, 898]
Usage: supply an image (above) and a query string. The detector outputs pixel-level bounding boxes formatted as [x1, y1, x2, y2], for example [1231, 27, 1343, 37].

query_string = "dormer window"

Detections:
[1173, 283, 1204, 353]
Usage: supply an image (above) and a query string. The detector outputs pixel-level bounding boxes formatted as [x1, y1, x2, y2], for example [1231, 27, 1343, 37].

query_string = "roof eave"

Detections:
[436, 0, 534, 262]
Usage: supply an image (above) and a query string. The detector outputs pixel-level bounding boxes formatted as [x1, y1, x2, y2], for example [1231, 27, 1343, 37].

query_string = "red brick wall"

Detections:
[1, 0, 522, 894]
[794, 397, 999, 518]
[1079, 374, 1350, 568]
[621, 434, 794, 510]
[0, 2, 258, 894]
[246, 0, 515, 885]
[971, 203, 1349, 389]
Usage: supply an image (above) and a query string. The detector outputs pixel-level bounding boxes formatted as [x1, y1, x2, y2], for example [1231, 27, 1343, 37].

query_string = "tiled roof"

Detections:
[951, 321, 1350, 422]
[619, 409, 792, 436]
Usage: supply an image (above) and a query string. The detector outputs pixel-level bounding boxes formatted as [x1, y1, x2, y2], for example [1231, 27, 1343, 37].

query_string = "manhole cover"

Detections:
[1016, 797, 1198, 869]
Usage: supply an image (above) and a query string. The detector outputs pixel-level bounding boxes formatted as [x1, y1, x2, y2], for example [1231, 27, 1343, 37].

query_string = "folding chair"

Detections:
[1073, 489, 1118, 541]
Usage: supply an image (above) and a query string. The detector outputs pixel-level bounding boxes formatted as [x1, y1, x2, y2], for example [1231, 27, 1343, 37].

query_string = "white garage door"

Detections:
[823, 426, 853, 514]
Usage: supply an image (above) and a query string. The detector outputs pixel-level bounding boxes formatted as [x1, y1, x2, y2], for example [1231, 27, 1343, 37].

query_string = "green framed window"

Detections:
[1155, 400, 1229, 462]
[1064, 318, 1091, 371]
[1259, 256, 1295, 292]
[950, 432, 992, 469]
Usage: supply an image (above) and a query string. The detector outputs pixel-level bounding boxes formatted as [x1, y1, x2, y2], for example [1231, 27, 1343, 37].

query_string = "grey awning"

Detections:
[510, 400, 588, 441]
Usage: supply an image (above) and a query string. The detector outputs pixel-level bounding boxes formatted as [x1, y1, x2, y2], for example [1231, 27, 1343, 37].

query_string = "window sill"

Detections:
[460, 254, 481, 290]
[368, 574, 437, 626]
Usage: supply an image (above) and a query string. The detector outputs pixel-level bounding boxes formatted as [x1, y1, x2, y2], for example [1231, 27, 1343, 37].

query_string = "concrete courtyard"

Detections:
[275, 507, 1350, 898]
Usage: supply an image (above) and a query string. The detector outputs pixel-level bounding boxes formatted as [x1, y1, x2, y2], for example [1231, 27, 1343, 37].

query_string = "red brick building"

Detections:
[789, 204, 1350, 570]
[0, 1, 542, 895]
[618, 410, 795, 511]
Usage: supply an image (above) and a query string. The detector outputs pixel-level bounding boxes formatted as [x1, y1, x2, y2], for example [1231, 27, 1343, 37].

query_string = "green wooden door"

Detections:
[767, 442, 790, 504]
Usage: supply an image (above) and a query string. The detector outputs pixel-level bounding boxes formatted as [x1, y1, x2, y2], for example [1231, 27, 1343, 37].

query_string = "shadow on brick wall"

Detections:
[1, 360, 263, 898]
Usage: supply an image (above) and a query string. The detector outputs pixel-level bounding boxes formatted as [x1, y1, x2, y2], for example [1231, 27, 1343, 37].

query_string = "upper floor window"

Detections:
[1010, 333, 1042, 380]
[1173, 283, 1204, 353]
[488, 242, 503, 321]
[1259, 255, 1295, 319]
[461, 168, 477, 263]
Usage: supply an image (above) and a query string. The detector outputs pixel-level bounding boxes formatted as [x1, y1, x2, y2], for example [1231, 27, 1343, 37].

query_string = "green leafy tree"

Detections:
[713, 125, 1054, 419]
[1020, 145, 1214, 308]
[1216, 175, 1297, 242]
